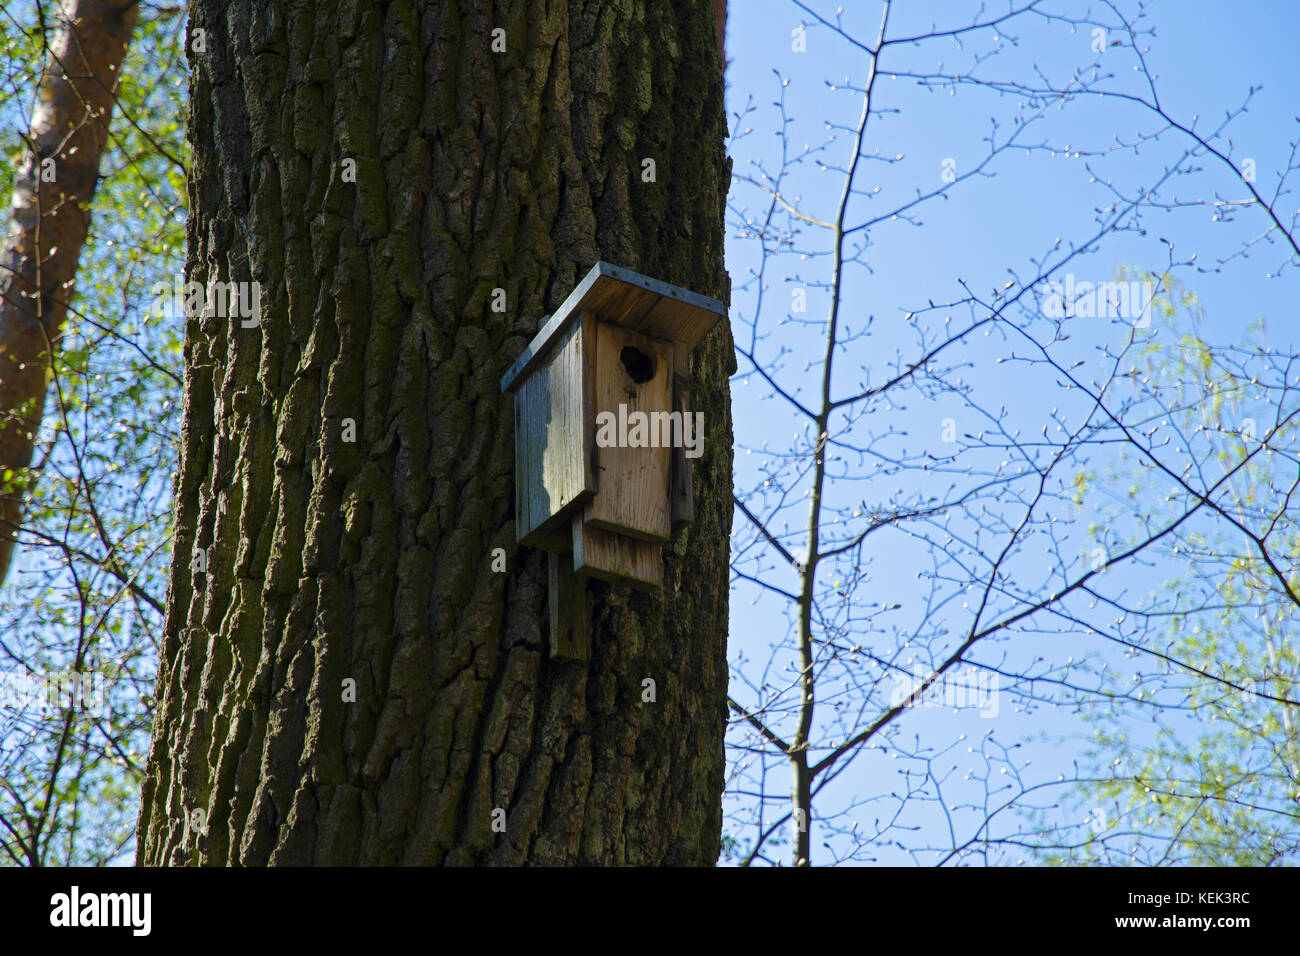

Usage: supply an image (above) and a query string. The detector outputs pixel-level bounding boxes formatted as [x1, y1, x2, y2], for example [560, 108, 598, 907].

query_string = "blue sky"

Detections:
[721, 0, 1300, 864]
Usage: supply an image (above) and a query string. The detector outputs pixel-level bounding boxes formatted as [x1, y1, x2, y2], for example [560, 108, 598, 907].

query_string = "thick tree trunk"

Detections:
[138, 0, 732, 865]
[0, 0, 138, 588]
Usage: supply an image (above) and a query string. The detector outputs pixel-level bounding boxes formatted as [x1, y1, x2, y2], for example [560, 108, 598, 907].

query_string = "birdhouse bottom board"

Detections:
[584, 321, 673, 543]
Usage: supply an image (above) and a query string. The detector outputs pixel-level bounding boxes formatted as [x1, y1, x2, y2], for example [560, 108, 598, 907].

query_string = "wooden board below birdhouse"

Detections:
[572, 518, 662, 590]
[584, 321, 673, 542]
[512, 314, 596, 547]
[548, 552, 589, 660]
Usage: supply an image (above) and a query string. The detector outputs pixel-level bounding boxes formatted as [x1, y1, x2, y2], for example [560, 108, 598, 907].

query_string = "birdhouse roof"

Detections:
[500, 261, 725, 393]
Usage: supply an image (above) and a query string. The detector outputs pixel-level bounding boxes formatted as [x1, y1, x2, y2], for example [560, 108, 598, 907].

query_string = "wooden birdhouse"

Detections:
[500, 262, 725, 659]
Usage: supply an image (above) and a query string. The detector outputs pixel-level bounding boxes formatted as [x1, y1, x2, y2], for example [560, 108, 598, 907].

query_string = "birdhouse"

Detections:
[500, 262, 725, 659]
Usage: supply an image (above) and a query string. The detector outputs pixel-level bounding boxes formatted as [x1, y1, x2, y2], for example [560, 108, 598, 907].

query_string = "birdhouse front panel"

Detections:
[584, 321, 673, 543]
[572, 517, 663, 590]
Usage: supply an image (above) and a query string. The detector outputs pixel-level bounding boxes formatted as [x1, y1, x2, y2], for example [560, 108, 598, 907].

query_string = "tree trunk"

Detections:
[137, 0, 732, 865]
[0, 0, 138, 588]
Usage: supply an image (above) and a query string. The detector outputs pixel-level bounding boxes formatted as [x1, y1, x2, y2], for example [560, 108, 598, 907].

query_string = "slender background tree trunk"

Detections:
[138, 0, 732, 865]
[0, 0, 138, 588]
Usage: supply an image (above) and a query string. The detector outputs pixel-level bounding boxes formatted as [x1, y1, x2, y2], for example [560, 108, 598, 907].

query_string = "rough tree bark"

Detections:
[137, 0, 733, 865]
[0, 0, 138, 588]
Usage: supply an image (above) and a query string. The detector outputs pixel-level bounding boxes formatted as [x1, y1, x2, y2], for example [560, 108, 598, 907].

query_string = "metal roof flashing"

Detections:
[499, 261, 724, 393]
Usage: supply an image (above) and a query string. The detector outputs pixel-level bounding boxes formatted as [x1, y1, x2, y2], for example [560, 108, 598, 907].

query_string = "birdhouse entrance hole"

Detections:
[620, 346, 656, 384]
